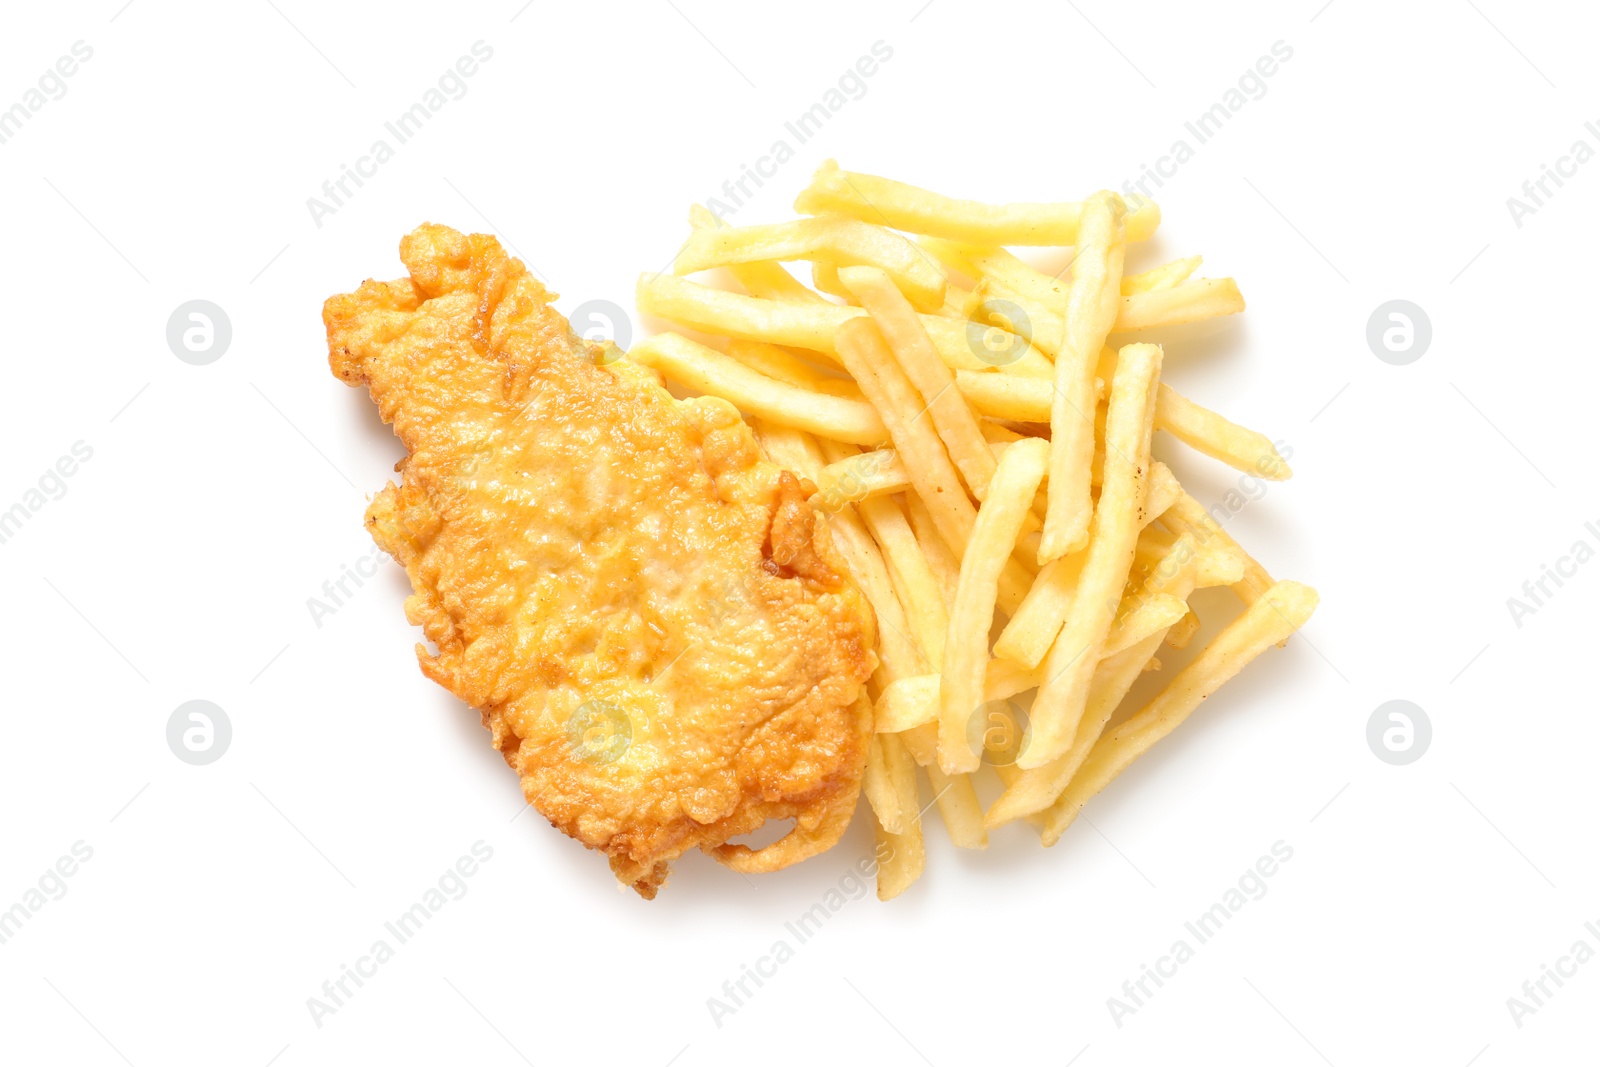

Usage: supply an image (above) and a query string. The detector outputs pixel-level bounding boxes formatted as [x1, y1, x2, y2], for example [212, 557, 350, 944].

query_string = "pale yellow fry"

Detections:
[1024, 344, 1162, 769]
[823, 441, 949, 671]
[1155, 386, 1291, 479]
[809, 259, 853, 302]
[939, 438, 1050, 773]
[1134, 521, 1247, 589]
[1119, 278, 1245, 331]
[1166, 491, 1277, 607]
[1146, 466, 1183, 522]
[988, 633, 1162, 828]
[725, 339, 862, 398]
[834, 323, 1032, 611]
[688, 204, 825, 304]
[875, 658, 1043, 733]
[862, 733, 910, 834]
[897, 722, 937, 765]
[631, 333, 886, 445]
[906, 495, 961, 610]
[954, 371, 1058, 423]
[815, 433, 1170, 523]
[839, 265, 997, 498]
[1122, 255, 1202, 295]
[675, 213, 947, 312]
[956, 364, 1285, 483]
[991, 552, 1082, 669]
[636, 272, 1052, 376]
[964, 265, 1243, 341]
[925, 765, 987, 849]
[987, 537, 1204, 827]
[751, 418, 825, 481]
[835, 319, 975, 556]
[1165, 609, 1202, 650]
[795, 159, 1161, 244]
[875, 815, 925, 901]
[1100, 346, 1290, 479]
[1042, 192, 1127, 562]
[1040, 581, 1319, 842]
[1104, 593, 1190, 657]
[813, 448, 908, 511]
[992, 463, 1178, 669]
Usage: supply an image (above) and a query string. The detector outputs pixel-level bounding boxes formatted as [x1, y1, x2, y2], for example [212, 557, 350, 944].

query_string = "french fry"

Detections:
[1153, 386, 1291, 479]
[838, 265, 997, 497]
[875, 816, 925, 901]
[1041, 192, 1127, 561]
[795, 160, 1161, 244]
[988, 633, 1163, 829]
[1024, 344, 1162, 769]
[637, 271, 1053, 376]
[835, 319, 975, 555]
[1165, 609, 1202, 650]
[906, 495, 961, 609]
[986, 536, 1203, 827]
[1103, 592, 1190, 657]
[1123, 255, 1202, 294]
[925, 765, 987, 849]
[1119, 278, 1245, 331]
[1166, 491, 1277, 606]
[688, 204, 825, 304]
[675, 213, 947, 312]
[725, 339, 862, 398]
[992, 462, 1180, 669]
[939, 437, 1049, 773]
[821, 440, 948, 671]
[955, 365, 1289, 483]
[631, 333, 887, 445]
[924, 242, 1239, 333]
[862, 733, 910, 834]
[875, 658, 1043, 733]
[1038, 581, 1319, 842]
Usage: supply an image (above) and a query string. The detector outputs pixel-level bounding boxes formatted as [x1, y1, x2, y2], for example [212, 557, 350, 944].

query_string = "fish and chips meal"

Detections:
[325, 162, 1317, 899]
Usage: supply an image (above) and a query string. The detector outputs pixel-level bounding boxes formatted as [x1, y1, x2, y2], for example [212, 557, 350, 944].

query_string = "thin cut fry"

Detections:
[821, 440, 949, 671]
[1166, 492, 1277, 606]
[1041, 192, 1127, 561]
[925, 765, 987, 849]
[1153, 386, 1291, 479]
[1039, 581, 1319, 842]
[838, 265, 997, 497]
[875, 816, 925, 901]
[688, 204, 824, 304]
[675, 213, 947, 312]
[631, 333, 887, 445]
[992, 462, 1179, 670]
[955, 365, 1288, 483]
[725, 339, 861, 398]
[987, 535, 1205, 826]
[939, 437, 1049, 773]
[1024, 344, 1162, 768]
[637, 271, 1053, 376]
[795, 160, 1161, 244]
[875, 658, 1043, 733]
[1123, 255, 1202, 294]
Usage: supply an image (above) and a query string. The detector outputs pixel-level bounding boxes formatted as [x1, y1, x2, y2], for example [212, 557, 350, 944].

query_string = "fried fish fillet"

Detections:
[325, 224, 876, 897]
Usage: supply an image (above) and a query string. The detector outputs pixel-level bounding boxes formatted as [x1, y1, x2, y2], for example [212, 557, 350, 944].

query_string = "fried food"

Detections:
[325, 224, 876, 898]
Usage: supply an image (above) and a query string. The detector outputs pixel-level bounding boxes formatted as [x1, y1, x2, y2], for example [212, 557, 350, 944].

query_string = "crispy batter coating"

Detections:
[325, 225, 875, 896]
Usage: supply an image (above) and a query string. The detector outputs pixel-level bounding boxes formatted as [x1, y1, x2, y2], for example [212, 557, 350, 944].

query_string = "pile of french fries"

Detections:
[630, 161, 1318, 900]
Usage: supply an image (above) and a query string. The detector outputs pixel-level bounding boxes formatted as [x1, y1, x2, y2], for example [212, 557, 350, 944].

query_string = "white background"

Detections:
[1, 1, 1595, 1064]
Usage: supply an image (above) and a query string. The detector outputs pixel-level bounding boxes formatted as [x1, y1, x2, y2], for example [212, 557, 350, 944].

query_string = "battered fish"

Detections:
[325, 225, 875, 897]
